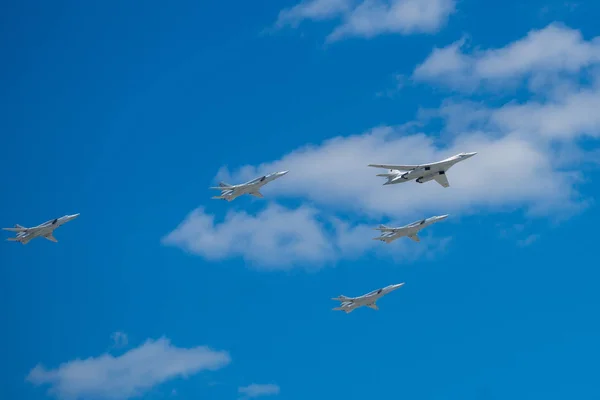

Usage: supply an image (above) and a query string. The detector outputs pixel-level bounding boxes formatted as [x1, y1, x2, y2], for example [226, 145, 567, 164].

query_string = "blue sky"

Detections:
[2, 0, 600, 399]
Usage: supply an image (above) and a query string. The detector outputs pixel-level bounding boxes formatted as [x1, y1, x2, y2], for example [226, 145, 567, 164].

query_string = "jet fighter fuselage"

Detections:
[332, 283, 405, 313]
[210, 171, 289, 201]
[3, 214, 80, 244]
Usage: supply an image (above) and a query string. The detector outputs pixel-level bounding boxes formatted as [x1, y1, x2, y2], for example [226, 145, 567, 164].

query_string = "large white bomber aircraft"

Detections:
[368, 152, 477, 187]
[210, 171, 289, 201]
[3, 214, 80, 244]
[332, 283, 404, 313]
[374, 214, 448, 244]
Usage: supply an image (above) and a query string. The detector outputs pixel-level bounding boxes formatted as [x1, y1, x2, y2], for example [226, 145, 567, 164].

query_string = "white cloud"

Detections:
[517, 234, 540, 247]
[161, 203, 448, 269]
[27, 337, 231, 400]
[215, 126, 581, 219]
[276, 0, 456, 41]
[165, 22, 600, 269]
[276, 0, 353, 28]
[413, 23, 600, 90]
[110, 332, 128, 349]
[239, 383, 280, 398]
[490, 85, 600, 140]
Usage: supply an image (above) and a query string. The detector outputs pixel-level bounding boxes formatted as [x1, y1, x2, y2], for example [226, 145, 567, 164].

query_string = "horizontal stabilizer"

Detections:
[3, 227, 24, 232]
[376, 173, 396, 177]
[211, 195, 225, 200]
[6, 237, 18, 241]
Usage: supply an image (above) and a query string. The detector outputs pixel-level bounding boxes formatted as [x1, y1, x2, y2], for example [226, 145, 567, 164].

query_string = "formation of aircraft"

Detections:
[373, 214, 449, 244]
[368, 152, 477, 187]
[2, 214, 80, 245]
[332, 283, 405, 313]
[210, 170, 289, 201]
[4, 153, 476, 314]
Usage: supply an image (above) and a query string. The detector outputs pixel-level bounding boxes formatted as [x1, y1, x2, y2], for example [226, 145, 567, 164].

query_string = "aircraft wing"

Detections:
[366, 303, 379, 310]
[44, 234, 58, 243]
[368, 163, 419, 171]
[433, 173, 450, 188]
[250, 191, 264, 198]
[408, 234, 420, 242]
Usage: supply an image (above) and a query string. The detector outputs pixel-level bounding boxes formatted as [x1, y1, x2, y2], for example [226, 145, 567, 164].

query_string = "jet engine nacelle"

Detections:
[416, 174, 436, 184]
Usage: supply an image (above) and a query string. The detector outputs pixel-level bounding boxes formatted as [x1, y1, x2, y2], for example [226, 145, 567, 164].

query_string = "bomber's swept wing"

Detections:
[433, 174, 450, 188]
[366, 303, 379, 310]
[368, 163, 418, 171]
[408, 234, 420, 242]
[44, 234, 58, 243]
[250, 191, 264, 198]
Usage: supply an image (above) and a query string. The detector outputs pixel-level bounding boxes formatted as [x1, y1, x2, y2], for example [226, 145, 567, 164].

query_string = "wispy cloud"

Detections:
[239, 383, 281, 398]
[27, 337, 231, 400]
[162, 203, 450, 269]
[413, 23, 600, 91]
[165, 22, 599, 269]
[214, 125, 583, 219]
[275, 0, 456, 42]
[517, 234, 540, 247]
[110, 331, 128, 349]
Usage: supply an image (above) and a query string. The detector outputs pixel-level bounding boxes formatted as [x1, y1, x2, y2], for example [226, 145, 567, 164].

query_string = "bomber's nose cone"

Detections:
[70, 213, 80, 219]
[466, 152, 477, 157]
[390, 283, 405, 290]
[438, 214, 449, 220]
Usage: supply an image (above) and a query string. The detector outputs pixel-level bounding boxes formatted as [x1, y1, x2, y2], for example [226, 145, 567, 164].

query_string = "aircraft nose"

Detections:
[390, 283, 405, 290]
[280, 170, 289, 176]
[69, 213, 80, 219]
[438, 214, 449, 220]
[466, 152, 477, 157]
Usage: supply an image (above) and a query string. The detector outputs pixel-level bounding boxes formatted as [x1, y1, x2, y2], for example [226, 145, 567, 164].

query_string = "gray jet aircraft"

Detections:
[210, 171, 289, 201]
[332, 283, 405, 313]
[3, 214, 80, 244]
[368, 152, 477, 187]
[374, 214, 448, 244]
